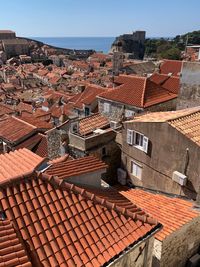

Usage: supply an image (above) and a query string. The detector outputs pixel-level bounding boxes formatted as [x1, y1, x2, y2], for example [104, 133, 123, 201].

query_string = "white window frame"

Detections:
[127, 129, 149, 153]
[125, 109, 135, 118]
[131, 161, 142, 180]
[127, 129, 134, 145]
[103, 102, 110, 113]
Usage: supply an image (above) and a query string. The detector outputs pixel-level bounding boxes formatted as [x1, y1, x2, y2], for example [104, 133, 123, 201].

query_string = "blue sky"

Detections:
[1, 0, 200, 37]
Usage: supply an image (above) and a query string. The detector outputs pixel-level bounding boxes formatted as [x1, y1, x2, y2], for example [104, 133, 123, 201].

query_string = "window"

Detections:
[125, 109, 135, 118]
[102, 147, 107, 157]
[127, 129, 134, 145]
[131, 161, 142, 179]
[126, 129, 149, 153]
[84, 107, 90, 116]
[103, 102, 110, 113]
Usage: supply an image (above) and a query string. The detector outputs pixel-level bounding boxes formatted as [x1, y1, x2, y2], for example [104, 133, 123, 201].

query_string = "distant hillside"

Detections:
[145, 30, 200, 60]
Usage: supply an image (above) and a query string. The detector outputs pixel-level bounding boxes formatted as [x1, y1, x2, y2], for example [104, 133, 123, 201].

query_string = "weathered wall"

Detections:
[47, 129, 62, 160]
[98, 98, 177, 122]
[122, 121, 200, 199]
[98, 98, 140, 122]
[159, 216, 200, 267]
[146, 98, 177, 112]
[177, 61, 200, 109]
[69, 131, 121, 184]
[69, 130, 116, 152]
[109, 236, 154, 267]
[2, 39, 29, 58]
[67, 170, 105, 188]
[0, 32, 16, 39]
[89, 140, 121, 184]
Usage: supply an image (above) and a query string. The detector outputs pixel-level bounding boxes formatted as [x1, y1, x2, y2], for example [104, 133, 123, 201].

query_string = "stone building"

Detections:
[69, 113, 121, 183]
[110, 30, 146, 60]
[121, 107, 200, 200]
[177, 61, 200, 109]
[116, 186, 200, 267]
[0, 30, 16, 40]
[0, 156, 161, 267]
[98, 74, 179, 123]
[2, 39, 29, 58]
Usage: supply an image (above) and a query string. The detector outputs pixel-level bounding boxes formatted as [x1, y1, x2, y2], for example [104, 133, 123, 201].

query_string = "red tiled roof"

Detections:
[19, 116, 53, 130]
[150, 73, 180, 94]
[160, 60, 183, 76]
[16, 102, 33, 113]
[0, 172, 159, 267]
[74, 85, 106, 109]
[115, 186, 199, 241]
[0, 218, 32, 267]
[0, 148, 45, 182]
[34, 135, 48, 158]
[143, 80, 177, 108]
[99, 75, 177, 108]
[79, 113, 110, 136]
[46, 156, 107, 179]
[0, 103, 14, 117]
[15, 133, 44, 150]
[0, 116, 36, 143]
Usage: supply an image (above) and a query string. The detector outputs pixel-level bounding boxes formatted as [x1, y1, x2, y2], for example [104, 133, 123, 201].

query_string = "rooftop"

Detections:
[160, 59, 183, 77]
[0, 218, 32, 267]
[0, 148, 45, 182]
[0, 172, 160, 267]
[126, 106, 200, 146]
[99, 74, 177, 108]
[0, 116, 36, 143]
[45, 155, 107, 179]
[128, 106, 200, 123]
[73, 84, 106, 110]
[115, 186, 199, 241]
[79, 113, 110, 136]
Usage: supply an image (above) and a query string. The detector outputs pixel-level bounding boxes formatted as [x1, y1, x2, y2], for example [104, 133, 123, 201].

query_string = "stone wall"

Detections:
[0, 31, 16, 39]
[2, 39, 29, 58]
[146, 98, 177, 112]
[158, 216, 200, 267]
[109, 236, 154, 267]
[98, 98, 140, 122]
[177, 61, 200, 109]
[46, 128, 62, 160]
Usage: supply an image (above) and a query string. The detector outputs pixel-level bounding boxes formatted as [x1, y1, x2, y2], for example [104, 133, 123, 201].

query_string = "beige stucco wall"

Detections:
[109, 236, 155, 267]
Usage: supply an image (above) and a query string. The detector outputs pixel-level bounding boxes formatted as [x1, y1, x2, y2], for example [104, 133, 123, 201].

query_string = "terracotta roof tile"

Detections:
[19, 116, 53, 130]
[0, 218, 32, 267]
[99, 74, 177, 108]
[78, 113, 110, 136]
[115, 186, 199, 241]
[46, 156, 107, 179]
[129, 106, 200, 123]
[0, 172, 160, 266]
[0, 116, 36, 143]
[160, 60, 183, 76]
[128, 106, 200, 147]
[0, 148, 45, 182]
[150, 73, 180, 94]
[16, 133, 44, 150]
[74, 84, 106, 110]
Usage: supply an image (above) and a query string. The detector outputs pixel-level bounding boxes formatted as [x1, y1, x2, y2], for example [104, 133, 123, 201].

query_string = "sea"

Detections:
[32, 37, 115, 54]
